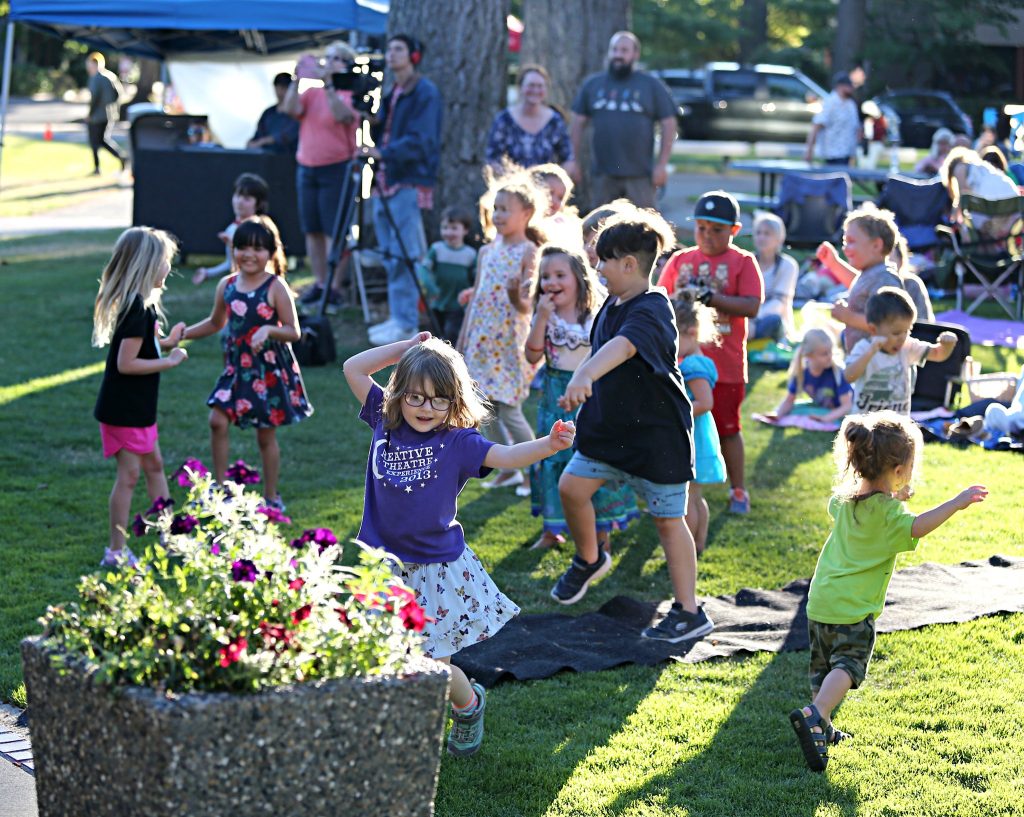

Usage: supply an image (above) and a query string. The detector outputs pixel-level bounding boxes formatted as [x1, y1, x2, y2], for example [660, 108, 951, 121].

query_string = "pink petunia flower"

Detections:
[230, 300, 248, 317]
[218, 637, 247, 667]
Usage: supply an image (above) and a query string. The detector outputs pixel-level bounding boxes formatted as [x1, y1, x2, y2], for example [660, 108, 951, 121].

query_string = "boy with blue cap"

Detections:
[657, 191, 763, 514]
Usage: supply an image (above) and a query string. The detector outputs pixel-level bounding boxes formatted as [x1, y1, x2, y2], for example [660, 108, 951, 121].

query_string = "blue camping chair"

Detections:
[875, 175, 951, 252]
[775, 173, 852, 248]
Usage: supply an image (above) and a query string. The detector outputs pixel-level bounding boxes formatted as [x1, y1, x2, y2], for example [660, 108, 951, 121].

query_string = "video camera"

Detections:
[331, 58, 385, 114]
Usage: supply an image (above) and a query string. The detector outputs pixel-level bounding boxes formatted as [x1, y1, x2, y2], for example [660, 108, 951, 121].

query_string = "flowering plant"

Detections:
[40, 462, 429, 694]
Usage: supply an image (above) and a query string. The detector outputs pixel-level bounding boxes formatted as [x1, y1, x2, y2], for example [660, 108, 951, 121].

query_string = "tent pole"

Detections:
[0, 21, 15, 193]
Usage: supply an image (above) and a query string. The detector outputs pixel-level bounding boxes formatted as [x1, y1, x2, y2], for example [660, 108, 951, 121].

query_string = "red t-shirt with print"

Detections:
[657, 245, 763, 383]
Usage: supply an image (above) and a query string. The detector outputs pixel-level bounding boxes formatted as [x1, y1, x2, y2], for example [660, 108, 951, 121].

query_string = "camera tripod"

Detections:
[310, 154, 441, 337]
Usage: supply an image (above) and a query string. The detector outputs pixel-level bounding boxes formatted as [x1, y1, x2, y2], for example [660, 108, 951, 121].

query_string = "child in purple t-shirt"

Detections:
[343, 333, 575, 758]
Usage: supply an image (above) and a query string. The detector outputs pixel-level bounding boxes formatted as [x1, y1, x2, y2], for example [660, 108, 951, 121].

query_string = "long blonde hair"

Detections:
[788, 327, 842, 394]
[92, 227, 177, 347]
[382, 338, 490, 431]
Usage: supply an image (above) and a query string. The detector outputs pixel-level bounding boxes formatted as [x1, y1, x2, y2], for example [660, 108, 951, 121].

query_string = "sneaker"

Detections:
[642, 603, 714, 642]
[371, 325, 417, 345]
[550, 550, 612, 605]
[299, 285, 324, 305]
[728, 488, 750, 514]
[368, 317, 398, 335]
[482, 470, 524, 490]
[447, 683, 486, 756]
[267, 495, 287, 513]
[100, 546, 139, 569]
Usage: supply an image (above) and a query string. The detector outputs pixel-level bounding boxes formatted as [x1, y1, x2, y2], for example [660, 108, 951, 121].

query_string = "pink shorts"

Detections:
[99, 423, 158, 458]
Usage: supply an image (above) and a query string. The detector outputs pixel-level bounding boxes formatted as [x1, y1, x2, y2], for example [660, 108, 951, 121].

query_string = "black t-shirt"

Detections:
[575, 289, 694, 484]
[94, 295, 161, 427]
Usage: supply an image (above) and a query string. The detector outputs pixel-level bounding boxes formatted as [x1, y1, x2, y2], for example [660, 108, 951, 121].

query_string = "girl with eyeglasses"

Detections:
[343, 333, 575, 757]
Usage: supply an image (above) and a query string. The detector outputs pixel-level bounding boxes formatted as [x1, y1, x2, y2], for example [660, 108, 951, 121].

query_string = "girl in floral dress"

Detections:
[184, 218, 312, 510]
[458, 171, 546, 495]
[524, 246, 639, 550]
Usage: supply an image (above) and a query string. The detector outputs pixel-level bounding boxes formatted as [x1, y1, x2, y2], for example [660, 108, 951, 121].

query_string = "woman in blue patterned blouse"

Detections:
[486, 64, 575, 177]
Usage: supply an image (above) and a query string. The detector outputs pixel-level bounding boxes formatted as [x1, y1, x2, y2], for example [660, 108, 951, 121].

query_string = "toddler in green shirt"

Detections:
[791, 410, 988, 772]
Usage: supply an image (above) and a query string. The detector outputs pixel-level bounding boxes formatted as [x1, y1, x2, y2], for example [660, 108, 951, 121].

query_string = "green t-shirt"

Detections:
[423, 241, 477, 311]
[806, 493, 919, 625]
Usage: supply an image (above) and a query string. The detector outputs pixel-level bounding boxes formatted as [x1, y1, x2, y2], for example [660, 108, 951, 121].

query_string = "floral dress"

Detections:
[207, 275, 313, 429]
[530, 313, 640, 535]
[462, 237, 536, 405]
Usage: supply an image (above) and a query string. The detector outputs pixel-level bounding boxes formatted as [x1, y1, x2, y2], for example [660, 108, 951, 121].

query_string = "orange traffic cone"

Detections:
[43, 123, 53, 141]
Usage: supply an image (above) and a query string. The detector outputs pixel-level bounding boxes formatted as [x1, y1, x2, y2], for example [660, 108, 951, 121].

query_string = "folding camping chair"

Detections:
[875, 175, 950, 253]
[910, 320, 972, 412]
[936, 193, 1024, 320]
[775, 173, 852, 249]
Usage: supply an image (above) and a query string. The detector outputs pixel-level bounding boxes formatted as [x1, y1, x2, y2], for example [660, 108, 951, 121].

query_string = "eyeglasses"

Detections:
[404, 393, 452, 411]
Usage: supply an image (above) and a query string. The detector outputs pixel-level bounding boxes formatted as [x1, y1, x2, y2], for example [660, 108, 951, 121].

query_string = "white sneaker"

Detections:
[371, 325, 418, 345]
[368, 319, 398, 339]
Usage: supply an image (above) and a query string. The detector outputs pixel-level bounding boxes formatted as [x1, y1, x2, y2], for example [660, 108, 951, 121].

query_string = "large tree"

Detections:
[519, 0, 630, 208]
[385, 0, 510, 232]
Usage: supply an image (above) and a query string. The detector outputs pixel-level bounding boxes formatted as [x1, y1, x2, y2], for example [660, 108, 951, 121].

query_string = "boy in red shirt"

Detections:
[657, 191, 763, 513]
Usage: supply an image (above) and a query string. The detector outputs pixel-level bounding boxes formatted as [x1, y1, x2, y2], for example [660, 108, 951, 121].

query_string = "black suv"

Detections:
[651, 62, 829, 142]
[871, 90, 973, 149]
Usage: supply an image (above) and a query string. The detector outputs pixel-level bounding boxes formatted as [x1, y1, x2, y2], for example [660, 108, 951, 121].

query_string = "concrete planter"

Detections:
[22, 636, 450, 817]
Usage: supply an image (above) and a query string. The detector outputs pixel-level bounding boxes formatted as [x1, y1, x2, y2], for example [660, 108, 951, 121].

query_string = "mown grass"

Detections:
[1, 231, 1022, 815]
[0, 134, 129, 218]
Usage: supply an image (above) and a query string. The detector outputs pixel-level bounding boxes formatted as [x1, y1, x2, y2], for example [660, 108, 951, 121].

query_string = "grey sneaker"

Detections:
[447, 683, 486, 756]
[641, 603, 714, 642]
[550, 550, 612, 605]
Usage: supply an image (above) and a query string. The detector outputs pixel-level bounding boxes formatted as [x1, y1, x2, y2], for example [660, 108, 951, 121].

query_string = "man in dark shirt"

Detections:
[247, 73, 299, 155]
[570, 31, 676, 209]
[85, 52, 127, 175]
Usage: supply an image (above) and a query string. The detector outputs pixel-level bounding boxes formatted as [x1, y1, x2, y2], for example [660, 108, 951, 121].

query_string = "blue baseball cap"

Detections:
[692, 191, 740, 226]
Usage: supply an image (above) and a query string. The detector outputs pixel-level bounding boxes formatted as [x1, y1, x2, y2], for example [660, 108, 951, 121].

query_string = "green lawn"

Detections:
[1, 232, 1022, 816]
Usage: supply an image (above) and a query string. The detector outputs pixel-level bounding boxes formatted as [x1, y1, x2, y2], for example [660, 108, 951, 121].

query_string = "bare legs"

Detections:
[436, 656, 474, 708]
[210, 408, 281, 501]
[720, 432, 745, 494]
[804, 668, 854, 733]
[109, 444, 169, 551]
[685, 483, 709, 555]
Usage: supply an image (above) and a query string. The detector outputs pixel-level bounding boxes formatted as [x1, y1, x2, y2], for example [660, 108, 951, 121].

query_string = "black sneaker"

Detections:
[641, 603, 714, 642]
[299, 285, 324, 305]
[550, 550, 611, 605]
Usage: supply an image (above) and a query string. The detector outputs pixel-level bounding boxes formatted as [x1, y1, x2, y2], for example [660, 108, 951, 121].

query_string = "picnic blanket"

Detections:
[453, 556, 1024, 687]
[753, 413, 840, 432]
[934, 310, 1024, 349]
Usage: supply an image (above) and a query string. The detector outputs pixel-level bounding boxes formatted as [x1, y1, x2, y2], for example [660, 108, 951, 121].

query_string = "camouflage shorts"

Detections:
[808, 616, 876, 692]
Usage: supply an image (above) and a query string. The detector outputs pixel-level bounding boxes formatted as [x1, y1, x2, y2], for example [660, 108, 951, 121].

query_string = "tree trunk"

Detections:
[738, 0, 768, 63]
[386, 0, 510, 237]
[833, 0, 866, 73]
[520, 0, 630, 210]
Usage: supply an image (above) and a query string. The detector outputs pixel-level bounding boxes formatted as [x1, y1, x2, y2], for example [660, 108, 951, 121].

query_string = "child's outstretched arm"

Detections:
[772, 391, 797, 419]
[117, 336, 187, 374]
[815, 242, 855, 287]
[343, 332, 431, 405]
[831, 299, 870, 331]
[927, 331, 958, 362]
[158, 322, 187, 351]
[688, 376, 714, 418]
[558, 336, 635, 411]
[485, 420, 575, 470]
[910, 485, 988, 538]
[183, 278, 229, 341]
[252, 278, 301, 352]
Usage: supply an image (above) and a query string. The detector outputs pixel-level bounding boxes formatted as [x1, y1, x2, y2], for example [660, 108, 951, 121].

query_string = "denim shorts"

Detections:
[296, 160, 348, 234]
[563, 452, 688, 517]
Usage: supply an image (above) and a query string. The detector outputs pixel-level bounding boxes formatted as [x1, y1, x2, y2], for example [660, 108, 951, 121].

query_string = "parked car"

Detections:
[651, 62, 828, 143]
[870, 90, 973, 149]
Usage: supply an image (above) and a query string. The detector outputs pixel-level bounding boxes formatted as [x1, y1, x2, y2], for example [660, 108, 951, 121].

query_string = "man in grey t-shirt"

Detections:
[570, 31, 676, 209]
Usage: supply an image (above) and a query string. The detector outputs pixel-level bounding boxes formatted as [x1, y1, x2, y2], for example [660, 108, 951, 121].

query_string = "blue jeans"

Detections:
[372, 187, 426, 331]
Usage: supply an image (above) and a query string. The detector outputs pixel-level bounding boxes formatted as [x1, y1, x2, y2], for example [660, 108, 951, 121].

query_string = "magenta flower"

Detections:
[288, 578, 304, 591]
[170, 514, 198, 535]
[257, 506, 291, 525]
[130, 514, 147, 537]
[146, 496, 175, 516]
[172, 457, 210, 487]
[398, 599, 429, 632]
[217, 637, 247, 668]
[231, 559, 258, 582]
[291, 604, 312, 624]
[210, 543, 221, 556]
[224, 460, 261, 485]
[290, 528, 335, 552]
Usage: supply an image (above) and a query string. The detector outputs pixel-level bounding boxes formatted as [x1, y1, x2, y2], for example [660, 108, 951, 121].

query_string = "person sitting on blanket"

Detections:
[790, 411, 987, 773]
[844, 288, 956, 415]
[770, 327, 852, 424]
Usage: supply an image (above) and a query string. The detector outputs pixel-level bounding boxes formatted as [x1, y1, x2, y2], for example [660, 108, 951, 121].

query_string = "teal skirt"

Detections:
[530, 367, 640, 535]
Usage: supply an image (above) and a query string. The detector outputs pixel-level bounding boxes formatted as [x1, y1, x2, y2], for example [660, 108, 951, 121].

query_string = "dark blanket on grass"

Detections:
[454, 556, 1024, 687]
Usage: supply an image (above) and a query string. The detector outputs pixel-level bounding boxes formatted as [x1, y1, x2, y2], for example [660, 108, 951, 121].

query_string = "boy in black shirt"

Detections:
[551, 208, 714, 642]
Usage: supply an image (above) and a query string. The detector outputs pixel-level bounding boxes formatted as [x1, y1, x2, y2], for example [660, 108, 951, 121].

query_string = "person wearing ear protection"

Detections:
[362, 34, 444, 345]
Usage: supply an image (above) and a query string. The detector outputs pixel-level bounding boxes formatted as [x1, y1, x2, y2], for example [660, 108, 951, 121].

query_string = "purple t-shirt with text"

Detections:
[357, 383, 495, 564]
